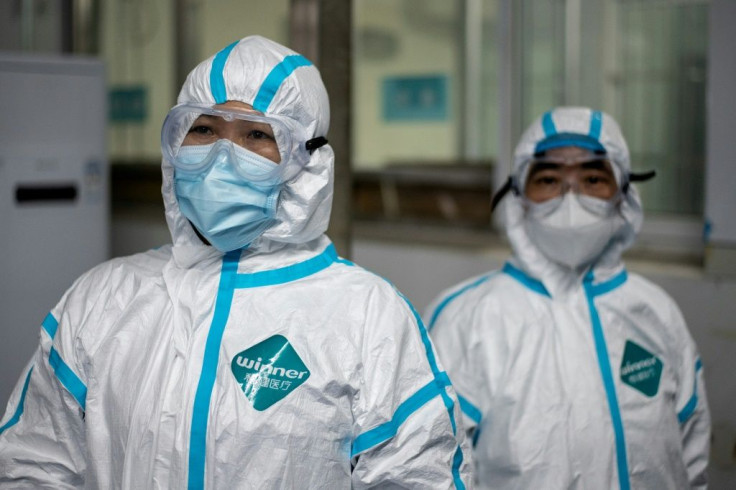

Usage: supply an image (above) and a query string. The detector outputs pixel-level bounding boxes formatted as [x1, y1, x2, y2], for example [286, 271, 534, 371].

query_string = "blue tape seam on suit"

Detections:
[677, 359, 703, 424]
[42, 313, 87, 411]
[458, 394, 482, 425]
[390, 291, 466, 489]
[351, 374, 451, 455]
[427, 273, 495, 332]
[502, 262, 551, 298]
[584, 269, 630, 490]
[458, 394, 484, 447]
[0, 367, 34, 435]
[187, 249, 240, 490]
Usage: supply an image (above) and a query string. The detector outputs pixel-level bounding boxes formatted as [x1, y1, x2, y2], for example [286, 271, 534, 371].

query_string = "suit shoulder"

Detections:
[68, 246, 168, 289]
[620, 271, 680, 309]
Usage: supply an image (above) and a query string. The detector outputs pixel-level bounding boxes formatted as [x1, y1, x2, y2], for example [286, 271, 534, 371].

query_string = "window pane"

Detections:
[353, 0, 499, 228]
[520, 0, 565, 127]
[517, 0, 707, 217]
[616, 2, 707, 216]
[354, 0, 461, 169]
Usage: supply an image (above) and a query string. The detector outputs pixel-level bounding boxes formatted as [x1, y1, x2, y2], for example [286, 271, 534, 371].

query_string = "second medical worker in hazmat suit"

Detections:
[0, 36, 472, 488]
[425, 107, 710, 489]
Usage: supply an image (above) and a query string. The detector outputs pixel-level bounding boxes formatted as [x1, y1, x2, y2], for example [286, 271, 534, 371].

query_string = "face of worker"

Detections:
[524, 146, 618, 203]
[181, 101, 282, 164]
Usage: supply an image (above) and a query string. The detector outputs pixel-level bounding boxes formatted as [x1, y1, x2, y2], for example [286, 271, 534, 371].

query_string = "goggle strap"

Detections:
[491, 176, 519, 213]
[305, 136, 328, 154]
[628, 170, 656, 182]
[623, 169, 656, 193]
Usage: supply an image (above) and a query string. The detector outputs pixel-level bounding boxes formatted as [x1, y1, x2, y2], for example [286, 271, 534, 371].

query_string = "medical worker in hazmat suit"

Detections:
[0, 35, 472, 489]
[425, 107, 710, 489]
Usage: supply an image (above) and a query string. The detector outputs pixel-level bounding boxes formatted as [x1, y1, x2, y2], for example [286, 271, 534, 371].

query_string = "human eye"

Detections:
[246, 123, 276, 141]
[530, 171, 561, 187]
[182, 116, 219, 146]
[525, 171, 561, 199]
[188, 124, 213, 136]
[582, 170, 613, 186]
[579, 169, 617, 199]
[247, 129, 273, 140]
[236, 122, 280, 163]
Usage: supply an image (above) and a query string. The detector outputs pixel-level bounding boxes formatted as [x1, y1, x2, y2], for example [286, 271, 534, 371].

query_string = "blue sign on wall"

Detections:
[382, 75, 448, 122]
[109, 86, 147, 123]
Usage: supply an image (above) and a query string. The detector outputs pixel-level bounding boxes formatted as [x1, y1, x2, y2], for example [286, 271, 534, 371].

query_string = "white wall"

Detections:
[705, 0, 736, 245]
[704, 0, 736, 277]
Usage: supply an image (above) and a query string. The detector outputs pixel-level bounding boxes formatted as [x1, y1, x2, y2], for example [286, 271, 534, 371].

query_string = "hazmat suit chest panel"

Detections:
[203, 274, 361, 488]
[53, 246, 449, 489]
[430, 272, 692, 490]
[594, 275, 692, 489]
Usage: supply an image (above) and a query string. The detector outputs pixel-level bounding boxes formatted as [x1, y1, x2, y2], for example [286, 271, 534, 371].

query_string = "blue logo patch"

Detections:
[231, 335, 310, 411]
[620, 340, 662, 397]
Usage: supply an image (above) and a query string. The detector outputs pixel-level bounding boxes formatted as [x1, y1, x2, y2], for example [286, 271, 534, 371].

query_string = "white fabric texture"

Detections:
[0, 35, 471, 489]
[426, 107, 710, 489]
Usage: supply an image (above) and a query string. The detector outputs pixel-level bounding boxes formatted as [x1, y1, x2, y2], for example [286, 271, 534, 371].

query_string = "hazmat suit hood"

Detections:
[502, 106, 644, 296]
[161, 36, 334, 260]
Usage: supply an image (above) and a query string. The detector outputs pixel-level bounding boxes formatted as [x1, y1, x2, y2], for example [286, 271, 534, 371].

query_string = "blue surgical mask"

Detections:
[174, 141, 281, 252]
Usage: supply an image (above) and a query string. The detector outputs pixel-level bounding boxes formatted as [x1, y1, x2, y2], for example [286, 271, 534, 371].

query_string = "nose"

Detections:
[219, 123, 244, 147]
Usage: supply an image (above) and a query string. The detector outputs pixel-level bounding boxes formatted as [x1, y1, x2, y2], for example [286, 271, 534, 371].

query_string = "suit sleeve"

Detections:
[0, 312, 87, 489]
[671, 305, 711, 489]
[350, 285, 472, 489]
[425, 283, 489, 446]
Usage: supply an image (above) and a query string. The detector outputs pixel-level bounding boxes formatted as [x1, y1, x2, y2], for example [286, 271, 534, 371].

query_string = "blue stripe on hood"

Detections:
[253, 55, 312, 112]
[589, 110, 603, 140]
[210, 40, 240, 103]
[541, 110, 557, 137]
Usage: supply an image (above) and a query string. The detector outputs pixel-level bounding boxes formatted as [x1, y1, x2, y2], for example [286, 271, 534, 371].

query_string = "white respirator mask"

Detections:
[523, 193, 625, 269]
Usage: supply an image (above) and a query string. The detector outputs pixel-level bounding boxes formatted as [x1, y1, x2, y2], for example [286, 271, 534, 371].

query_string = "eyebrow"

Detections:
[580, 159, 611, 171]
[527, 162, 562, 175]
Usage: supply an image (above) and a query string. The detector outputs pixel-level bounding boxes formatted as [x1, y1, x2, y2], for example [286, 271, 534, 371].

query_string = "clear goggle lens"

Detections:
[161, 103, 310, 182]
[522, 156, 620, 203]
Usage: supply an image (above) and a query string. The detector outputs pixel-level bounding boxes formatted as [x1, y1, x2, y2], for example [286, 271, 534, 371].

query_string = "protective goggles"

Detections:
[161, 103, 327, 182]
[522, 156, 619, 203]
[490, 158, 656, 212]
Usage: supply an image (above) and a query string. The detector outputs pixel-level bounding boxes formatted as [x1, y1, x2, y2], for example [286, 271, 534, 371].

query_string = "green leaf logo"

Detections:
[620, 340, 662, 397]
[231, 335, 310, 411]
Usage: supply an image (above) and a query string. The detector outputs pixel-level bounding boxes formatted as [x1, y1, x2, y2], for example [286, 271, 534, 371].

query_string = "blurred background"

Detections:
[1, 0, 734, 486]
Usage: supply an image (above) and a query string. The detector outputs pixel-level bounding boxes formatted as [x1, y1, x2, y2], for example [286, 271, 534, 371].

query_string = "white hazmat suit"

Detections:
[0, 36, 471, 489]
[426, 107, 709, 489]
